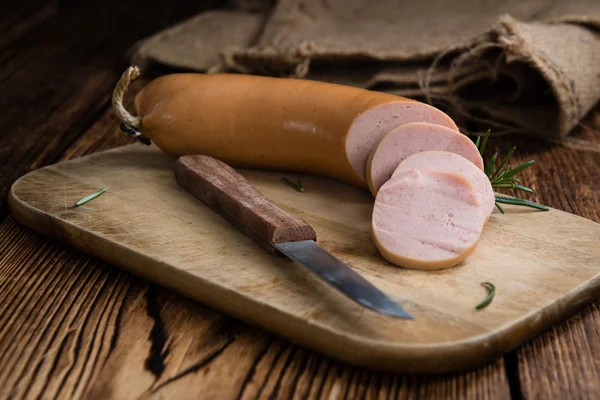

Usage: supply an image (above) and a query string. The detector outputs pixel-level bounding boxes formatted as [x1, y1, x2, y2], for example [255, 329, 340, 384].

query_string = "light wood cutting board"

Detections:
[8, 145, 600, 373]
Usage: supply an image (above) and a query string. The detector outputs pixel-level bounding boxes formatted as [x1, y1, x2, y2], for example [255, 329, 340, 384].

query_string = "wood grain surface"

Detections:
[0, 0, 219, 218]
[9, 143, 600, 375]
[1, 0, 600, 398]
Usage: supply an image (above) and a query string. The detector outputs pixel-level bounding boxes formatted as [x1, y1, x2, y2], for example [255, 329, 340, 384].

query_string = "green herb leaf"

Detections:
[75, 188, 108, 207]
[485, 152, 498, 177]
[489, 147, 516, 181]
[475, 282, 495, 310]
[501, 160, 535, 179]
[492, 168, 509, 182]
[281, 177, 304, 192]
[495, 203, 505, 214]
[513, 185, 534, 194]
[491, 183, 518, 188]
[477, 129, 491, 156]
[495, 177, 520, 184]
[495, 195, 549, 211]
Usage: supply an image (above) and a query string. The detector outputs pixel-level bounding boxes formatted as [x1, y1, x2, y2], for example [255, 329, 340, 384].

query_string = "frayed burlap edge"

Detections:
[424, 15, 597, 137]
[419, 15, 578, 137]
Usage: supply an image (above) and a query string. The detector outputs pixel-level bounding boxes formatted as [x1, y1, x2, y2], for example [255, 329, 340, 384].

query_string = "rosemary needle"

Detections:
[475, 282, 496, 310]
[494, 203, 505, 214]
[281, 177, 304, 192]
[75, 188, 108, 207]
[494, 195, 549, 211]
[478, 129, 491, 156]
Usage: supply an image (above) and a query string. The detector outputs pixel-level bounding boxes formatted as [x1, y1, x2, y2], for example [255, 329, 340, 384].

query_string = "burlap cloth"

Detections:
[131, 0, 600, 138]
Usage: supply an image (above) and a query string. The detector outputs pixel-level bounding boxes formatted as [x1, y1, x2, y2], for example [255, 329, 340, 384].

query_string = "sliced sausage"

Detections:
[366, 122, 483, 195]
[127, 72, 458, 189]
[372, 169, 484, 270]
[393, 151, 495, 219]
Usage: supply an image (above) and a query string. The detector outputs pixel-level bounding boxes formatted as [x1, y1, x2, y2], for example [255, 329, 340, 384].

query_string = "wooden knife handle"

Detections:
[174, 155, 317, 252]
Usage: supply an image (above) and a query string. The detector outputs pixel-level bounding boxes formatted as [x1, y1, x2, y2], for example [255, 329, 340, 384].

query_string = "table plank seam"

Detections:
[505, 350, 524, 400]
[235, 336, 275, 400]
[144, 283, 169, 379]
[146, 321, 242, 395]
[270, 345, 299, 398]
[254, 340, 288, 399]
[24, 263, 111, 399]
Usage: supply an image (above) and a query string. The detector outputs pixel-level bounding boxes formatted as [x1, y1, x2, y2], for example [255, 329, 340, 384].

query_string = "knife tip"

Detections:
[357, 298, 414, 320]
[386, 308, 415, 320]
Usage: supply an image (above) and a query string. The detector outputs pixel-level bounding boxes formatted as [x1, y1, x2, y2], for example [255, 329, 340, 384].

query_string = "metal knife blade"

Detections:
[273, 240, 413, 319]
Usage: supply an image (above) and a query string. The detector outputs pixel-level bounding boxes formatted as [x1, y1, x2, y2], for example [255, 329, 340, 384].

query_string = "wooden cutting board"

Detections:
[8, 145, 600, 373]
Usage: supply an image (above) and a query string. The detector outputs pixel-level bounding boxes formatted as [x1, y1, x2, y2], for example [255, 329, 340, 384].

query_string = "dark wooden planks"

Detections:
[0, 0, 222, 218]
[232, 345, 509, 399]
[513, 303, 600, 399]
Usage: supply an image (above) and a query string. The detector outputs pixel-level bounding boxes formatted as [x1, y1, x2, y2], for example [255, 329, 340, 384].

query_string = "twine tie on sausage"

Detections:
[112, 66, 151, 145]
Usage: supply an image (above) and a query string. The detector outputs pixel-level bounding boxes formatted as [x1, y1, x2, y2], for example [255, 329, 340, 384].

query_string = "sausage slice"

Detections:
[346, 103, 458, 184]
[366, 122, 483, 195]
[372, 169, 485, 270]
[393, 151, 495, 219]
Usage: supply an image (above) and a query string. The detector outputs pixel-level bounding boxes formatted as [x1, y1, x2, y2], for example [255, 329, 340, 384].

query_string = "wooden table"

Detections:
[2, 1, 600, 398]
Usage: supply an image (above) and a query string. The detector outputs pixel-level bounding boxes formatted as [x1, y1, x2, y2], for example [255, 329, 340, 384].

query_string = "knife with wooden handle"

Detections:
[174, 155, 413, 320]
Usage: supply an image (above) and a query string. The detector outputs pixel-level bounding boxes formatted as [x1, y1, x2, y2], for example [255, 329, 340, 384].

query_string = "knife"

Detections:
[174, 155, 413, 320]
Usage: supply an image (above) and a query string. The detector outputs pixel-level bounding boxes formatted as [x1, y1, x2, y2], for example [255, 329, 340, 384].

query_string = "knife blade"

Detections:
[174, 154, 413, 320]
[273, 240, 412, 319]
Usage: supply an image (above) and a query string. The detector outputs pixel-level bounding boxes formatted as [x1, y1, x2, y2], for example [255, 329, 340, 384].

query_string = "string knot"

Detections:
[112, 66, 151, 145]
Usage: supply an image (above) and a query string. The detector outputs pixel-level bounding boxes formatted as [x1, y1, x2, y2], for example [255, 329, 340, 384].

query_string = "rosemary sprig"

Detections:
[476, 130, 548, 212]
[281, 177, 304, 192]
[494, 196, 549, 211]
[475, 282, 496, 310]
[75, 187, 108, 207]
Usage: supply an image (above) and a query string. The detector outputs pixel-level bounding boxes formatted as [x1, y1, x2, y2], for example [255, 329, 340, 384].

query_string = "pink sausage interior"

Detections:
[346, 102, 458, 184]
[372, 169, 485, 270]
[394, 151, 495, 219]
[367, 122, 483, 195]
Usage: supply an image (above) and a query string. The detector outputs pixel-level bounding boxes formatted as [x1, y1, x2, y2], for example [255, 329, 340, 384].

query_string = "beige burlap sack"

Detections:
[132, 0, 600, 137]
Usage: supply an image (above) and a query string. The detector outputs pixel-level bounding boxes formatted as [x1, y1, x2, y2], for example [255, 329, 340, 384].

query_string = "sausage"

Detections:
[366, 122, 483, 195]
[119, 69, 458, 188]
[372, 169, 485, 270]
[393, 151, 495, 219]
